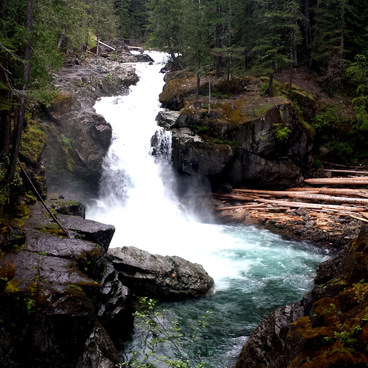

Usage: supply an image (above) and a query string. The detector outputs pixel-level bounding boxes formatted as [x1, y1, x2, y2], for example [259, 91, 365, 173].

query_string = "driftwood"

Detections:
[304, 177, 368, 185]
[348, 215, 368, 224]
[287, 187, 368, 197]
[257, 198, 365, 212]
[216, 204, 267, 211]
[233, 189, 368, 205]
[324, 169, 368, 175]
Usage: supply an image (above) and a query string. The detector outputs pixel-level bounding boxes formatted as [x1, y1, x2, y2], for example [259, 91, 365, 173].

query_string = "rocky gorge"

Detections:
[1, 47, 368, 368]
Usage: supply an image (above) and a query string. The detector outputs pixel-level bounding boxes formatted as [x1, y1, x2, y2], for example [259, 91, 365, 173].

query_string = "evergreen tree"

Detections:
[310, 0, 348, 92]
[181, 0, 212, 98]
[147, 0, 182, 64]
[251, 0, 302, 96]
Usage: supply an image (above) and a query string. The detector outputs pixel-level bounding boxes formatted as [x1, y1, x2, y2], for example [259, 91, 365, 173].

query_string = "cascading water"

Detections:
[86, 52, 330, 367]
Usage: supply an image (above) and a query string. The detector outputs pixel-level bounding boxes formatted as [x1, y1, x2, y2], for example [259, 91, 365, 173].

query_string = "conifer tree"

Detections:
[251, 0, 302, 96]
[147, 0, 182, 65]
[310, 0, 348, 92]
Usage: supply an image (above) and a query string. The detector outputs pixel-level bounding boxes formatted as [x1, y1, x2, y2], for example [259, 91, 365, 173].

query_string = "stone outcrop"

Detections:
[157, 75, 315, 189]
[108, 246, 214, 300]
[40, 54, 139, 199]
[234, 225, 368, 368]
[0, 198, 119, 368]
[0, 195, 214, 367]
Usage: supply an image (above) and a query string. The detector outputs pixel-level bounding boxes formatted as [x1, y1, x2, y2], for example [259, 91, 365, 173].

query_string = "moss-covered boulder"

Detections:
[164, 93, 313, 188]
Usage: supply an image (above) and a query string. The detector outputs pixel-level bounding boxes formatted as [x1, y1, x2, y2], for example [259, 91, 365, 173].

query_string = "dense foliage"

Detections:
[1, 0, 368, 211]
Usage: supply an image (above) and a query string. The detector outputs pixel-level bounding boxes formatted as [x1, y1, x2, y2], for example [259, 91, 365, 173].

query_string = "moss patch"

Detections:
[20, 121, 46, 166]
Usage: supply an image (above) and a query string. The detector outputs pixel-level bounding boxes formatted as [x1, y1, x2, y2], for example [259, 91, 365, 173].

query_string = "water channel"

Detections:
[86, 52, 330, 367]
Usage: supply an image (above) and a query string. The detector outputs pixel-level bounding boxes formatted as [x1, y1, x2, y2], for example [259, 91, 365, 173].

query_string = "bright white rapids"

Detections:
[86, 51, 329, 292]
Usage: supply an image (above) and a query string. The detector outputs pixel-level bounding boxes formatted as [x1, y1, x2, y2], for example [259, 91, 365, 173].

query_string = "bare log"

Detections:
[216, 204, 266, 211]
[287, 187, 368, 197]
[348, 215, 368, 224]
[324, 169, 368, 175]
[304, 177, 368, 186]
[257, 198, 365, 212]
[291, 193, 368, 205]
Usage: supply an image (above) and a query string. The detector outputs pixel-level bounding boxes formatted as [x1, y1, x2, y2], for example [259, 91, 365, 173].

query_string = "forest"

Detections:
[1, 0, 368, 206]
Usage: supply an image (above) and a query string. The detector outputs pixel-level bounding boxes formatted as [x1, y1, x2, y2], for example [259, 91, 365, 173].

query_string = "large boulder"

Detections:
[108, 246, 214, 300]
[162, 94, 313, 189]
[0, 200, 126, 368]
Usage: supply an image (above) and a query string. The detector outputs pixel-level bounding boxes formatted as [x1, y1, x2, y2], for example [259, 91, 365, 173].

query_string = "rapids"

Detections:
[86, 51, 329, 367]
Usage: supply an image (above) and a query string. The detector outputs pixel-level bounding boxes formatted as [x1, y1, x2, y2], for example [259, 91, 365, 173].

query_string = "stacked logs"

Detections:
[214, 168, 368, 223]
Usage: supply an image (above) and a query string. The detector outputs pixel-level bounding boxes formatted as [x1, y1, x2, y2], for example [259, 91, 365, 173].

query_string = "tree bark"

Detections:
[215, 23, 222, 77]
[7, 0, 34, 182]
[268, 73, 274, 97]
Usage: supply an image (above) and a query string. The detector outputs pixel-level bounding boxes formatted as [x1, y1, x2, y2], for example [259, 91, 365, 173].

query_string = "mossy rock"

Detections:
[20, 120, 46, 166]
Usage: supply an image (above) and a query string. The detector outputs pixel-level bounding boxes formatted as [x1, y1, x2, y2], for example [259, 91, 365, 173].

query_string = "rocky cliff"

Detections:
[234, 225, 368, 368]
[157, 74, 316, 190]
[0, 196, 214, 368]
[40, 54, 139, 199]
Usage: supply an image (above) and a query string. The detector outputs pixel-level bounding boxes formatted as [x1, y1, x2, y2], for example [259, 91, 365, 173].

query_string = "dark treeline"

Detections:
[1, 0, 368, 205]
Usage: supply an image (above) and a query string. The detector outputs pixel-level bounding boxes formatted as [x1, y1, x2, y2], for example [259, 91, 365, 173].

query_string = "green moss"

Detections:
[4, 279, 20, 293]
[213, 138, 237, 147]
[58, 134, 74, 171]
[20, 121, 46, 165]
[38, 223, 68, 238]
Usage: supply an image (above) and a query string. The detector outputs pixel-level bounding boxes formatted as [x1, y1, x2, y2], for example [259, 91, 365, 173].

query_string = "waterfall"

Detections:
[86, 52, 329, 367]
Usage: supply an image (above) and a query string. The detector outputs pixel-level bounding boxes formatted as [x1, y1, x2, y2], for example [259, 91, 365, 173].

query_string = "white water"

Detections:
[86, 52, 330, 366]
[87, 52, 254, 286]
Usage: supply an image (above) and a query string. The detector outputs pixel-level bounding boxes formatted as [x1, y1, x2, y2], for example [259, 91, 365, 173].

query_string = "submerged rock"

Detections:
[108, 246, 214, 300]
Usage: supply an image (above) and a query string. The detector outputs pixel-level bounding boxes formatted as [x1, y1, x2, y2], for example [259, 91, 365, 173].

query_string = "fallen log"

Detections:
[324, 169, 368, 175]
[234, 189, 368, 204]
[291, 193, 368, 205]
[216, 204, 266, 211]
[213, 193, 258, 201]
[287, 187, 368, 197]
[257, 198, 365, 212]
[234, 189, 316, 196]
[348, 215, 368, 224]
[304, 177, 368, 186]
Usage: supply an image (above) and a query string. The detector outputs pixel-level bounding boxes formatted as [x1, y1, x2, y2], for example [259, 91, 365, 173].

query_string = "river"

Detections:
[86, 51, 329, 367]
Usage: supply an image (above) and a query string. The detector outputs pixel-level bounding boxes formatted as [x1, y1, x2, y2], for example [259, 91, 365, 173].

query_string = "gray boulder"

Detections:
[108, 246, 214, 300]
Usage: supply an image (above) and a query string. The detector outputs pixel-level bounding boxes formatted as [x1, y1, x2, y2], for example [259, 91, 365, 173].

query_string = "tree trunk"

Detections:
[268, 73, 274, 97]
[7, 0, 34, 182]
[215, 23, 222, 77]
[289, 67, 293, 99]
[0, 110, 11, 155]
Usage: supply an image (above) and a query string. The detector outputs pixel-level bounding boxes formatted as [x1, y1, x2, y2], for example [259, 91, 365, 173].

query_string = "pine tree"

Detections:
[310, 0, 348, 92]
[251, 0, 302, 96]
[147, 0, 182, 64]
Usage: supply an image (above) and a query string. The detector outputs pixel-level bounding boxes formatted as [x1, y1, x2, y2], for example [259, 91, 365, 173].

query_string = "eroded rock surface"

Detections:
[157, 75, 315, 189]
[109, 246, 214, 299]
[41, 55, 139, 198]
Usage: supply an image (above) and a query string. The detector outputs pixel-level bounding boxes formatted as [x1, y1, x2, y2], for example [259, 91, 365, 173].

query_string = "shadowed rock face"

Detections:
[234, 225, 368, 368]
[109, 246, 215, 300]
[0, 196, 215, 368]
[41, 55, 139, 199]
[0, 199, 120, 368]
[156, 76, 315, 190]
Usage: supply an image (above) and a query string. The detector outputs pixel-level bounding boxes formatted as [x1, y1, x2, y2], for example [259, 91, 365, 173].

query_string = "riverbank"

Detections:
[214, 198, 361, 250]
